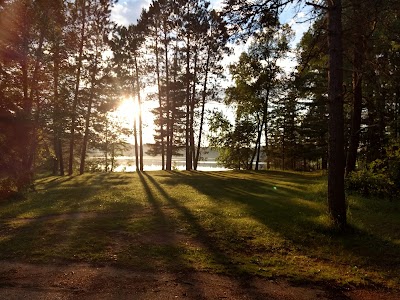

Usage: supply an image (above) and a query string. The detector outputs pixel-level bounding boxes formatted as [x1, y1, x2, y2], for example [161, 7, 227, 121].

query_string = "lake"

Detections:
[91, 156, 229, 172]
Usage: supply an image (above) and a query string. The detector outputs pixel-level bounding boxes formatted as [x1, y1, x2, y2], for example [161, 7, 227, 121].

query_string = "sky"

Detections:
[111, 0, 224, 26]
[110, 0, 311, 75]
[110, 0, 150, 26]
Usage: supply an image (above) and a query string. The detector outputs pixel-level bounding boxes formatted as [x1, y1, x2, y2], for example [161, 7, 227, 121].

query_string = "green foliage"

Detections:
[0, 177, 18, 200]
[346, 169, 396, 199]
[346, 143, 400, 199]
[208, 111, 256, 169]
[386, 143, 400, 189]
[84, 158, 107, 173]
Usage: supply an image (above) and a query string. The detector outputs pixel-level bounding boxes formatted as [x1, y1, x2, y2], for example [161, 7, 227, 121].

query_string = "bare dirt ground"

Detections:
[0, 261, 399, 300]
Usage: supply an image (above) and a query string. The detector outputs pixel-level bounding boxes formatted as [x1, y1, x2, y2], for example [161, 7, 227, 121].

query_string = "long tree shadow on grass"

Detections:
[157, 170, 400, 286]
[0, 173, 143, 219]
[1, 171, 398, 290]
[0, 173, 141, 261]
[0, 173, 153, 273]
[140, 172, 272, 299]
[137, 172, 215, 299]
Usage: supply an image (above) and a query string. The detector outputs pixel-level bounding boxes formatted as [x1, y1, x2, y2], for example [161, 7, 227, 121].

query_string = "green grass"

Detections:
[0, 170, 399, 290]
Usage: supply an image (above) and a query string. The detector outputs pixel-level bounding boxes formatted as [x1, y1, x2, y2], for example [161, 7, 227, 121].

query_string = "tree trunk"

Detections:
[190, 51, 198, 170]
[58, 138, 64, 175]
[53, 136, 59, 175]
[159, 21, 166, 170]
[15, 4, 32, 192]
[327, 0, 346, 229]
[68, 0, 86, 175]
[282, 133, 285, 170]
[255, 124, 263, 170]
[396, 87, 400, 139]
[80, 45, 99, 175]
[134, 56, 144, 171]
[185, 32, 192, 171]
[345, 34, 364, 177]
[52, 36, 64, 176]
[105, 119, 109, 172]
[263, 89, 270, 170]
[194, 47, 211, 170]
[80, 93, 94, 175]
[111, 144, 115, 172]
[249, 116, 261, 170]
[165, 30, 172, 171]
[133, 82, 139, 171]
[322, 153, 328, 170]
[17, 3, 45, 190]
[170, 42, 179, 169]
[26, 27, 45, 179]
[345, 0, 366, 177]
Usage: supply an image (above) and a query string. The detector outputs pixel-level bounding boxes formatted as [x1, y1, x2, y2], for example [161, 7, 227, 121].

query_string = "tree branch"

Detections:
[305, 1, 328, 10]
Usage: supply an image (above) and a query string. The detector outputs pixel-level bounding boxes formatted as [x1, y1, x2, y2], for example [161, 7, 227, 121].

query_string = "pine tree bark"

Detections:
[255, 122, 263, 170]
[345, 35, 364, 177]
[52, 37, 64, 176]
[16, 3, 32, 191]
[133, 95, 139, 171]
[164, 29, 172, 171]
[263, 89, 270, 170]
[134, 56, 144, 171]
[189, 51, 198, 170]
[158, 20, 167, 170]
[79, 49, 99, 175]
[185, 32, 192, 171]
[194, 48, 210, 170]
[345, 0, 367, 177]
[327, 0, 347, 229]
[68, 0, 86, 175]
[105, 118, 109, 172]
[26, 22, 46, 183]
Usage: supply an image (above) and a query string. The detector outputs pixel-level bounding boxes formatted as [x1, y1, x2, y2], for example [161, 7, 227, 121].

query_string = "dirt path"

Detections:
[0, 261, 398, 300]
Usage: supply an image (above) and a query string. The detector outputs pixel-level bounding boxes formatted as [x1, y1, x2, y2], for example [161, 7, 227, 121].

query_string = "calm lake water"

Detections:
[97, 156, 228, 172]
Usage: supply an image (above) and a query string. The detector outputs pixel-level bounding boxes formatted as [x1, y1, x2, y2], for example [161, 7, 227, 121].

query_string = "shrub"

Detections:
[346, 142, 400, 199]
[346, 169, 397, 199]
[0, 176, 20, 200]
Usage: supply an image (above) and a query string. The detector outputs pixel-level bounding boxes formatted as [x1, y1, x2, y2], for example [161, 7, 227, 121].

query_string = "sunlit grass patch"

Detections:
[0, 171, 398, 290]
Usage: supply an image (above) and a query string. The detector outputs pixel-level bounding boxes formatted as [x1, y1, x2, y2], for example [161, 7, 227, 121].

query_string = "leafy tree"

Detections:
[226, 25, 291, 170]
[80, 0, 115, 174]
[208, 111, 256, 170]
[68, 0, 88, 175]
[194, 9, 229, 170]
[344, 0, 392, 176]
[294, 18, 329, 169]
[0, 0, 50, 192]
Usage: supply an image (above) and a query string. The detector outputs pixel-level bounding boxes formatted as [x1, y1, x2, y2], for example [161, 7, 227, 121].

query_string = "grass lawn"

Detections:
[0, 170, 399, 290]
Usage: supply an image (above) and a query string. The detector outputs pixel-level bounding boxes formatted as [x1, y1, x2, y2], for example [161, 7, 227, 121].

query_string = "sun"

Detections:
[114, 97, 140, 127]
[109, 96, 157, 144]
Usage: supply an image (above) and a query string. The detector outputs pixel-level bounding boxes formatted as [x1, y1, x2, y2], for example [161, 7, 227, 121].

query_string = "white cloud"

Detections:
[111, 0, 151, 26]
[112, 0, 224, 26]
[210, 0, 223, 11]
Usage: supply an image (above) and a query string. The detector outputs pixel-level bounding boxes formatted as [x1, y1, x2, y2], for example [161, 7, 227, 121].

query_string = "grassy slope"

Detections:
[0, 171, 399, 289]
